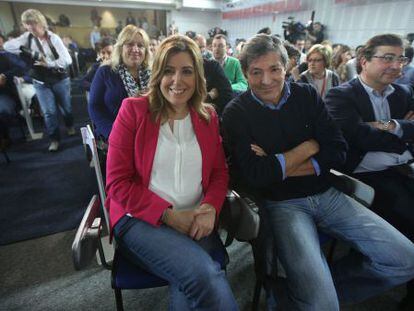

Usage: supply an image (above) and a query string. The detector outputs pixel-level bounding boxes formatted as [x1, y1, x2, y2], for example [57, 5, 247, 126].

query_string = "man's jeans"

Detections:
[264, 187, 414, 311]
[33, 78, 73, 141]
[113, 215, 238, 311]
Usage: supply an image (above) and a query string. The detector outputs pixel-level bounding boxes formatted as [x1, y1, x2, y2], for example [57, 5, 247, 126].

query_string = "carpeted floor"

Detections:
[0, 231, 406, 311]
[0, 84, 97, 245]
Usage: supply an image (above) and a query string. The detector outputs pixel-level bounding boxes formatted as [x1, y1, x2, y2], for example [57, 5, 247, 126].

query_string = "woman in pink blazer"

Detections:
[105, 35, 238, 310]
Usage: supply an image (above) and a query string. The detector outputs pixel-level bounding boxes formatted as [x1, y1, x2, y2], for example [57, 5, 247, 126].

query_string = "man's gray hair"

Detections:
[239, 34, 288, 73]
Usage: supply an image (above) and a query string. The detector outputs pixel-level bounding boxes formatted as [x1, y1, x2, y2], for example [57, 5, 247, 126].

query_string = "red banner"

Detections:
[222, 0, 302, 20]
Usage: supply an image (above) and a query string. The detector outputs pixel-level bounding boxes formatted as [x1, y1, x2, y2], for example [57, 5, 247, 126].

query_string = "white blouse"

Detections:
[149, 114, 203, 211]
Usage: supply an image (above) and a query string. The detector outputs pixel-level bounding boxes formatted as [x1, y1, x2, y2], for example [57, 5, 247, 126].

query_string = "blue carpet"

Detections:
[0, 83, 98, 245]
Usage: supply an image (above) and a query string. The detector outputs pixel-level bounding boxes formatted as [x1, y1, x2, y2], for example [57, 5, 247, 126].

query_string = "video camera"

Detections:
[19, 46, 42, 62]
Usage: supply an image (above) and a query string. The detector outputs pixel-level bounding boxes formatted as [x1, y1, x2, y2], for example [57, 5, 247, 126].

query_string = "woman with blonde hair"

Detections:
[299, 44, 339, 99]
[4, 9, 73, 152]
[88, 25, 151, 141]
[105, 34, 237, 310]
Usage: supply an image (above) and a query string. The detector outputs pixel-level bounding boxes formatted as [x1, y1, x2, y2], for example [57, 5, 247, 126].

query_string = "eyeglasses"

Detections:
[307, 58, 324, 63]
[372, 55, 409, 65]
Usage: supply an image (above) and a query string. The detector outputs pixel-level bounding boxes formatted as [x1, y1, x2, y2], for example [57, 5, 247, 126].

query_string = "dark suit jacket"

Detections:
[203, 58, 233, 116]
[325, 77, 414, 173]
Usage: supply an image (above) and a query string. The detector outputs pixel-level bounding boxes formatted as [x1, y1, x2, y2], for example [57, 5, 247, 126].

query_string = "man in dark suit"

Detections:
[325, 33, 414, 311]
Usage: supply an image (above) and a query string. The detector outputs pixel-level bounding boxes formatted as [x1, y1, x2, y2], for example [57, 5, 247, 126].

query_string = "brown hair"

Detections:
[147, 34, 210, 124]
[356, 33, 403, 74]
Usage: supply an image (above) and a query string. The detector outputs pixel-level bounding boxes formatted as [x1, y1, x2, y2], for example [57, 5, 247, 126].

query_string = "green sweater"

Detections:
[223, 56, 248, 92]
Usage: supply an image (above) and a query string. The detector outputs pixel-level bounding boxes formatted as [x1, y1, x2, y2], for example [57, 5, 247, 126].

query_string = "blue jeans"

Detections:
[264, 187, 414, 311]
[33, 78, 73, 141]
[113, 215, 238, 311]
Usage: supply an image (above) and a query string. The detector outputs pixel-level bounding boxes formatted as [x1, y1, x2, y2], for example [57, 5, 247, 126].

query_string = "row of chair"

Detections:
[72, 125, 374, 310]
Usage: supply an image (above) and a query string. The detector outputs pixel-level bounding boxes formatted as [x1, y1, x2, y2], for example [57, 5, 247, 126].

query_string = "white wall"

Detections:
[167, 9, 221, 38]
[221, 0, 414, 48]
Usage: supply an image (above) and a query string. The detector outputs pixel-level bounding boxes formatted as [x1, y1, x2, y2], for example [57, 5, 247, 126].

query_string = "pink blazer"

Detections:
[105, 96, 229, 233]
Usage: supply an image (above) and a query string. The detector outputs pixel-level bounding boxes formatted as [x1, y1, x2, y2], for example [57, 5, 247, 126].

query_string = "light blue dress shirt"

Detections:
[354, 77, 413, 173]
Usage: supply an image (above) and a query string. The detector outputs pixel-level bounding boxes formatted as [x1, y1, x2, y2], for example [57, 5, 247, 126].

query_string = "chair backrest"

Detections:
[81, 125, 110, 232]
[330, 169, 375, 207]
[72, 195, 102, 270]
[13, 78, 43, 140]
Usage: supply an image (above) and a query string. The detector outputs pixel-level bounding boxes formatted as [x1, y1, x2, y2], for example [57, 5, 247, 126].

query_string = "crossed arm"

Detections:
[251, 139, 319, 177]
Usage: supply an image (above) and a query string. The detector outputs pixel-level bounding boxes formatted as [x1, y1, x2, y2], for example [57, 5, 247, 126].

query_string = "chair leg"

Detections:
[251, 278, 262, 311]
[114, 288, 124, 311]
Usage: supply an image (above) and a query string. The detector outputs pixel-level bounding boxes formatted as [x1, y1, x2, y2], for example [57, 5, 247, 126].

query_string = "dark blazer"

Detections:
[325, 77, 414, 173]
[203, 58, 233, 116]
[88, 65, 128, 140]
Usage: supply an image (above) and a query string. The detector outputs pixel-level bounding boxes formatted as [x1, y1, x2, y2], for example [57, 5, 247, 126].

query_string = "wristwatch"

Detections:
[379, 120, 392, 131]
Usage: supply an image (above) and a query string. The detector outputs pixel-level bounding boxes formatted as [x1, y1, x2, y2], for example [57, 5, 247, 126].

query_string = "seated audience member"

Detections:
[105, 35, 238, 310]
[88, 25, 150, 142]
[81, 38, 114, 92]
[325, 33, 414, 310]
[293, 36, 307, 64]
[4, 9, 73, 152]
[299, 44, 339, 99]
[283, 41, 301, 82]
[194, 34, 213, 60]
[345, 45, 364, 81]
[332, 44, 352, 83]
[212, 34, 248, 94]
[193, 37, 232, 115]
[203, 58, 233, 115]
[222, 34, 414, 311]
[148, 37, 160, 67]
[395, 46, 414, 89]
[233, 39, 246, 59]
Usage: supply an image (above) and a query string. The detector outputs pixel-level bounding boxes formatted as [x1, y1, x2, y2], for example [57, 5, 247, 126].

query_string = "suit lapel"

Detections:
[352, 78, 376, 121]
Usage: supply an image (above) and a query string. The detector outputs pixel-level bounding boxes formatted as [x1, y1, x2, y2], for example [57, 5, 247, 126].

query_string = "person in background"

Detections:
[4, 9, 73, 152]
[332, 44, 352, 84]
[106, 34, 238, 310]
[283, 41, 301, 82]
[148, 37, 160, 67]
[90, 26, 101, 50]
[125, 11, 136, 26]
[88, 25, 150, 142]
[81, 38, 114, 93]
[346, 44, 364, 81]
[306, 21, 325, 44]
[115, 21, 123, 36]
[212, 34, 247, 95]
[395, 46, 414, 90]
[293, 36, 307, 63]
[299, 44, 339, 99]
[194, 34, 213, 60]
[0, 49, 29, 146]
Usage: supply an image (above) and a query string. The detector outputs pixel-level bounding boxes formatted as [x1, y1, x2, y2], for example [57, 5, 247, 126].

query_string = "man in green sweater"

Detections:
[212, 34, 248, 94]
